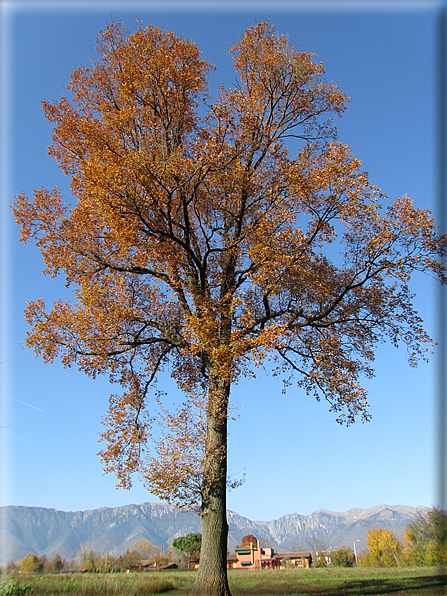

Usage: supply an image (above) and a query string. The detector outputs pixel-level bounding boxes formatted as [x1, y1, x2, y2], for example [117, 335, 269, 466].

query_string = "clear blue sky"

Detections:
[0, 1, 444, 523]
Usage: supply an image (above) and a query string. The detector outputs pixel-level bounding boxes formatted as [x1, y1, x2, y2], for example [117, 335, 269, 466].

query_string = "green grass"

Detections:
[228, 567, 447, 595]
[1, 567, 446, 596]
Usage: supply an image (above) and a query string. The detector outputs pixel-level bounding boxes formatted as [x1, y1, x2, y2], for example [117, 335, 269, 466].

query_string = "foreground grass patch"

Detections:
[228, 567, 447, 595]
[1, 567, 446, 595]
[0, 573, 190, 596]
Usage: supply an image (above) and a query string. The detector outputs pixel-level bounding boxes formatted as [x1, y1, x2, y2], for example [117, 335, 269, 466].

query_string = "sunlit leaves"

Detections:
[12, 20, 447, 508]
[366, 528, 402, 567]
[403, 507, 447, 565]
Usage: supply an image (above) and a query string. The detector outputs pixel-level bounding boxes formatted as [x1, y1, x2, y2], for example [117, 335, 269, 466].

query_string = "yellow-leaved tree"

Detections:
[365, 528, 402, 567]
[129, 539, 160, 561]
[12, 21, 446, 596]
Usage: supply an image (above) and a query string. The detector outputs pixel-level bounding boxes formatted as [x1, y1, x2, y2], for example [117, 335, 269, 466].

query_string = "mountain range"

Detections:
[0, 502, 428, 565]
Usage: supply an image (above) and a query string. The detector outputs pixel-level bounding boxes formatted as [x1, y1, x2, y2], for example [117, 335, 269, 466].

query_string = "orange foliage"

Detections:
[12, 20, 447, 594]
[241, 535, 258, 548]
[13, 18, 447, 501]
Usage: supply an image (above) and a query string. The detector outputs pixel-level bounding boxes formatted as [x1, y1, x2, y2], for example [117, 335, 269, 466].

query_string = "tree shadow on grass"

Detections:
[230, 573, 447, 595]
[326, 574, 447, 595]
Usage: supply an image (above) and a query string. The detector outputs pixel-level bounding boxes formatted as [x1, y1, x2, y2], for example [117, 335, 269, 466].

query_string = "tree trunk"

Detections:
[191, 373, 231, 596]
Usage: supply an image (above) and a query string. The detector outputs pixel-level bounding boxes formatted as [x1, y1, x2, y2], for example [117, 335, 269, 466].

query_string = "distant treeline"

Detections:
[1, 538, 190, 576]
[317, 507, 447, 568]
[2, 508, 446, 575]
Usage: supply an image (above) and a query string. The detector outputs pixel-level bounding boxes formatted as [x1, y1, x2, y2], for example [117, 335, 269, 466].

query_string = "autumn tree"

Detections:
[19, 553, 35, 574]
[403, 507, 447, 565]
[125, 539, 168, 568]
[20, 553, 45, 574]
[240, 534, 258, 548]
[129, 539, 160, 560]
[12, 19, 447, 596]
[365, 528, 402, 567]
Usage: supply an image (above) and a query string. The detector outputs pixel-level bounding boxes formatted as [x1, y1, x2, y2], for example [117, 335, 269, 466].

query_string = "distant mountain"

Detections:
[0, 502, 428, 564]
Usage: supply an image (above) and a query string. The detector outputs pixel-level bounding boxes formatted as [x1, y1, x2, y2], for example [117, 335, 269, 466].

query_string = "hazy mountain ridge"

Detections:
[0, 502, 428, 564]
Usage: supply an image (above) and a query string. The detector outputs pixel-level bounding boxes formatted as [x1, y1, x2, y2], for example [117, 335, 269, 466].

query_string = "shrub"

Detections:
[330, 547, 355, 567]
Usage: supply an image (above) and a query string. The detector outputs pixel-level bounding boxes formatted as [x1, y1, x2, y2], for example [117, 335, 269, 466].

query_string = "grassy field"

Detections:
[1, 567, 446, 596]
[228, 567, 447, 595]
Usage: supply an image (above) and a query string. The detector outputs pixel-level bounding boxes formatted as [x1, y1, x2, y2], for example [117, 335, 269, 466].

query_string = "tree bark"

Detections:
[191, 372, 231, 596]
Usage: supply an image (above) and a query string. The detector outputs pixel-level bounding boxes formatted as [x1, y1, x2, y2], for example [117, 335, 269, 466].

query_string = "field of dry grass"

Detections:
[1, 566, 446, 595]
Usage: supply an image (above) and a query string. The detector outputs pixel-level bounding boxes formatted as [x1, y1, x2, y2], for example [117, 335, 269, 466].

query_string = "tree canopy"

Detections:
[404, 507, 447, 565]
[12, 19, 447, 596]
[172, 533, 202, 569]
[365, 528, 401, 567]
[129, 539, 160, 560]
[240, 535, 258, 547]
[20, 553, 44, 575]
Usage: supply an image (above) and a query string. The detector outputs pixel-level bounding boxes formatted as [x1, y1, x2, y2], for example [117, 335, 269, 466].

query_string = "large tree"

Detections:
[13, 20, 446, 596]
